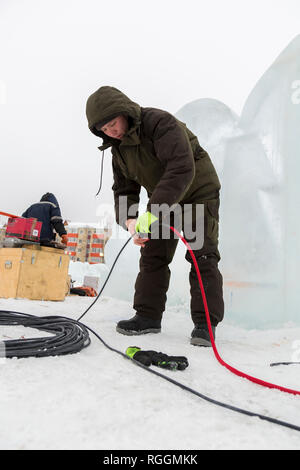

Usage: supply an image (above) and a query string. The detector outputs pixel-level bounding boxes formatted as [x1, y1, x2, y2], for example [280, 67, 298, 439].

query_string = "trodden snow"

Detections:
[1, 294, 300, 450]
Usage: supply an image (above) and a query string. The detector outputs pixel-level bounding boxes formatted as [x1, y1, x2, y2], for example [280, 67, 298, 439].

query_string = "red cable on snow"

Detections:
[170, 226, 300, 397]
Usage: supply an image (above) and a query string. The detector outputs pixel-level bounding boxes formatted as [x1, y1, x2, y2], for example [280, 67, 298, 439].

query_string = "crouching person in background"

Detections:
[22, 192, 68, 246]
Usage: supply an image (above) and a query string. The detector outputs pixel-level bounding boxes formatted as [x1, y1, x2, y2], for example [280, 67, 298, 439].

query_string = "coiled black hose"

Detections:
[0, 235, 133, 359]
[0, 311, 90, 358]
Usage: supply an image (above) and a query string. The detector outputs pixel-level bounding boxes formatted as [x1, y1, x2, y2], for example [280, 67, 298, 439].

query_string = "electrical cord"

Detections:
[75, 228, 300, 432]
[95, 150, 105, 197]
[0, 311, 90, 358]
[1, 231, 300, 433]
[76, 235, 133, 322]
[79, 321, 300, 433]
[0, 234, 134, 357]
[169, 225, 300, 397]
[270, 362, 300, 367]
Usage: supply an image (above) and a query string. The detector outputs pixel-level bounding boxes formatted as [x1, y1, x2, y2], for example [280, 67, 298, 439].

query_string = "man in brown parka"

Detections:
[86, 86, 224, 346]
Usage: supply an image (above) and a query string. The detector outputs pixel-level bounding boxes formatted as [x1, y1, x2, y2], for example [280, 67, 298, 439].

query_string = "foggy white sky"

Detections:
[0, 0, 300, 224]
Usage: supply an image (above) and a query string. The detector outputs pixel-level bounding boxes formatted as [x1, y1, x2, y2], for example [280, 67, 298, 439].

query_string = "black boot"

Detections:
[190, 324, 216, 347]
[116, 314, 161, 336]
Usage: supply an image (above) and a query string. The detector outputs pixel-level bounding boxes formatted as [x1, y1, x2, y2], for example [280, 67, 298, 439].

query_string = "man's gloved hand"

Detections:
[60, 234, 68, 245]
[126, 347, 189, 371]
[135, 211, 158, 235]
[126, 219, 149, 248]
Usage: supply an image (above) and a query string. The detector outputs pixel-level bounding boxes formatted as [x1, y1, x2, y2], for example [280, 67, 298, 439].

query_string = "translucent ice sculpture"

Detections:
[176, 35, 300, 328]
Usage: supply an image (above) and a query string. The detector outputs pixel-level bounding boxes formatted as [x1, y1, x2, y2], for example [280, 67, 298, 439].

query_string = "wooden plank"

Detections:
[0, 248, 23, 298]
[0, 247, 70, 301]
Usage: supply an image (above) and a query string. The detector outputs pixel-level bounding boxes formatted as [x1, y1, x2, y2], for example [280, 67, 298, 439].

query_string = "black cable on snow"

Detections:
[0, 233, 133, 357]
[0, 311, 90, 358]
[270, 362, 300, 367]
[80, 321, 300, 433]
[76, 235, 133, 322]
[1, 233, 300, 433]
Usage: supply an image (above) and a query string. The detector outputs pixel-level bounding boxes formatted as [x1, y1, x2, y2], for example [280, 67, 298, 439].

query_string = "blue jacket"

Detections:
[22, 193, 66, 241]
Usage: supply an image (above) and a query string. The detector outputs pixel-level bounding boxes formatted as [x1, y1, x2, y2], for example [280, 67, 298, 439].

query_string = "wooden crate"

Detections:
[0, 245, 70, 301]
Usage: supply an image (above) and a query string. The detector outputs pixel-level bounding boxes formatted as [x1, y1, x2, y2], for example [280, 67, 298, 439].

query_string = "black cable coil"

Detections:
[0, 310, 91, 358]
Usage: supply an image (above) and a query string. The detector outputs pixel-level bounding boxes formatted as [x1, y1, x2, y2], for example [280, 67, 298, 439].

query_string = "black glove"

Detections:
[126, 347, 188, 371]
[151, 351, 189, 371]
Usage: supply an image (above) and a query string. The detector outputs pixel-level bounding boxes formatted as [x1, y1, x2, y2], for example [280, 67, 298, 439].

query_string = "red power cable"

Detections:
[170, 226, 300, 397]
[0, 211, 18, 218]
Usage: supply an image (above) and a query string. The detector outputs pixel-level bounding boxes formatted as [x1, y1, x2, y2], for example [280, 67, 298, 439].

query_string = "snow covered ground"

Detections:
[1, 294, 300, 450]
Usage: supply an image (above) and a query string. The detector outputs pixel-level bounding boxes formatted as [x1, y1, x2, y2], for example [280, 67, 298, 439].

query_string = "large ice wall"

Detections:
[176, 35, 300, 328]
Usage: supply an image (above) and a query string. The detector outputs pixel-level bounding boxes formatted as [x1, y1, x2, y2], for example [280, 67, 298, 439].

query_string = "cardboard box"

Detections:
[6, 217, 42, 241]
[0, 245, 70, 301]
